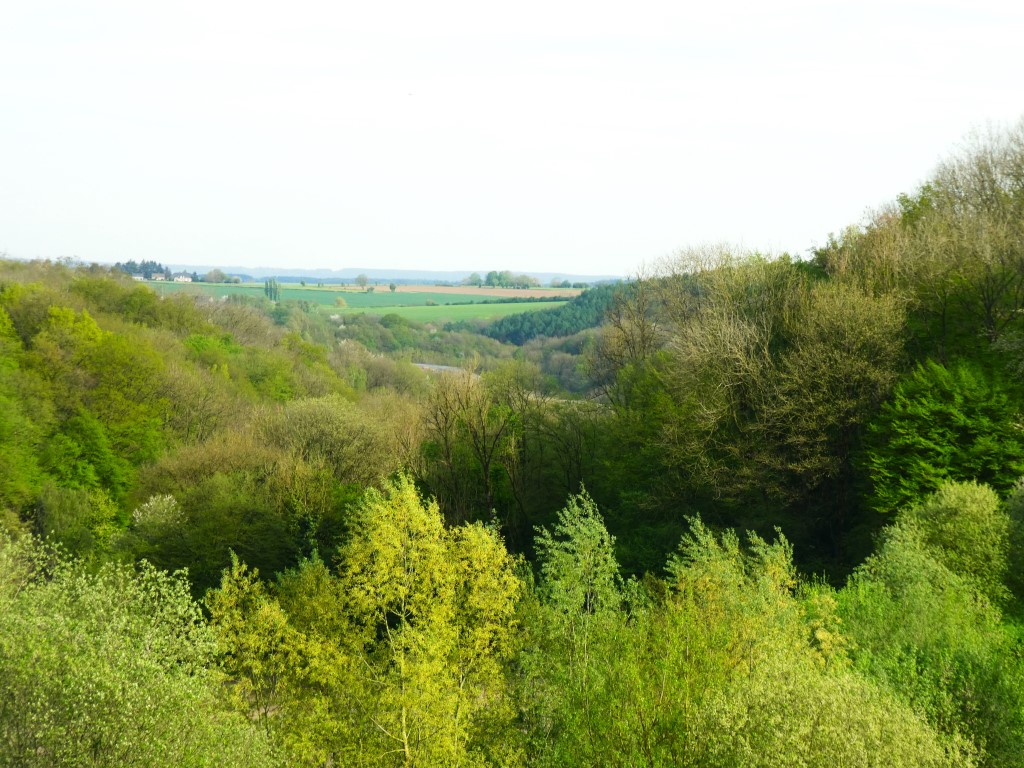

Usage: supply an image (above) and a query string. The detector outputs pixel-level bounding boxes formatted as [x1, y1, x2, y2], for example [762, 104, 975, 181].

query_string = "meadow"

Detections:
[336, 300, 567, 323]
[147, 281, 568, 320]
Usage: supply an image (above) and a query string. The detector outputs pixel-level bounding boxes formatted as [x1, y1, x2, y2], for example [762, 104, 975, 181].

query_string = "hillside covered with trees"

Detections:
[2, 119, 1024, 766]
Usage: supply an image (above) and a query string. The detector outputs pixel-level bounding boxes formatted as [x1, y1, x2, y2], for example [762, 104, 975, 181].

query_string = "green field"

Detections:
[335, 301, 567, 323]
[146, 281, 565, 320]
[147, 281, 489, 308]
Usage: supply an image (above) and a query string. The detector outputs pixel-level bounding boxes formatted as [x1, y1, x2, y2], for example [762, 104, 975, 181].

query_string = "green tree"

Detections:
[209, 476, 522, 767]
[860, 359, 1024, 514]
[521, 491, 631, 764]
[839, 520, 1022, 767]
[0, 533, 276, 767]
[336, 475, 522, 766]
[898, 481, 1010, 604]
[205, 268, 228, 283]
[264, 277, 281, 301]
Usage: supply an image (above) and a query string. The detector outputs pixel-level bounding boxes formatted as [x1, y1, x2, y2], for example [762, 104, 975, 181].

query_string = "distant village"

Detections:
[113, 260, 217, 284]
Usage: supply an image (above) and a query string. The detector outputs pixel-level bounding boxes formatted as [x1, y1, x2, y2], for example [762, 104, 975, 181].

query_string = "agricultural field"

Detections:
[336, 300, 568, 323]
[146, 280, 568, 319]
[390, 284, 582, 299]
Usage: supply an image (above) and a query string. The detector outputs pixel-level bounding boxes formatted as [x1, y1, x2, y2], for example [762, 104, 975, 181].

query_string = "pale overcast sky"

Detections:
[1, 0, 1020, 276]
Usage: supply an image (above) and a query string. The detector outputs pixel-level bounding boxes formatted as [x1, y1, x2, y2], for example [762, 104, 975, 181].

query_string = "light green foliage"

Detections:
[338, 475, 523, 766]
[0, 533, 277, 768]
[861, 360, 1024, 514]
[667, 520, 805, 671]
[534, 489, 622, 618]
[691, 654, 976, 768]
[209, 476, 523, 767]
[899, 481, 1010, 603]
[206, 555, 298, 736]
[523, 503, 966, 767]
[0, 311, 46, 516]
[522, 491, 644, 766]
[134, 411, 382, 590]
[839, 513, 1024, 767]
[1006, 478, 1024, 598]
[32, 306, 170, 471]
[41, 410, 132, 496]
[670, 521, 974, 768]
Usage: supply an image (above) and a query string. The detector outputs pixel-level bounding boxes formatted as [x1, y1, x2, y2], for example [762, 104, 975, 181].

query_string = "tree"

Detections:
[840, 516, 1022, 767]
[627, 253, 904, 535]
[204, 268, 228, 283]
[860, 359, 1024, 514]
[264, 278, 281, 301]
[535, 489, 622, 616]
[389, 282, 397, 292]
[208, 476, 523, 767]
[420, 369, 523, 524]
[522, 490, 629, 765]
[206, 554, 296, 737]
[899, 481, 1010, 603]
[355, 274, 369, 290]
[0, 533, 276, 767]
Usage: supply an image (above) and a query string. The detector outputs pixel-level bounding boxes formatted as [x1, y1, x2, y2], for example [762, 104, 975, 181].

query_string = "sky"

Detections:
[1, 1, 1021, 277]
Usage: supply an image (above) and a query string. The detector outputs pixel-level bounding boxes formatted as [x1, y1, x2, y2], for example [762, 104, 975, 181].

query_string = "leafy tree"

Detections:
[534, 489, 622, 618]
[839, 532, 1019, 766]
[520, 490, 628, 765]
[206, 554, 297, 738]
[898, 481, 1010, 604]
[264, 277, 281, 301]
[0, 533, 276, 767]
[860, 359, 1024, 514]
[668, 520, 975, 768]
[338, 476, 522, 766]
[204, 267, 228, 283]
[210, 476, 522, 766]
[818, 118, 1024, 361]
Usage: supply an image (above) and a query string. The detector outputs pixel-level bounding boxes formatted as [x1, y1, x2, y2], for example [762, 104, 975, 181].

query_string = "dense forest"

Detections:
[2, 120, 1024, 767]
